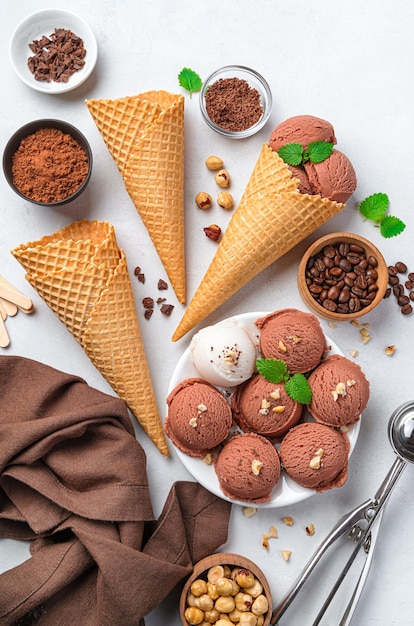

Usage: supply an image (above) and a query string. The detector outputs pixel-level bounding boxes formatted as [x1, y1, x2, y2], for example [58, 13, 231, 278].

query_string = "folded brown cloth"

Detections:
[0, 356, 231, 625]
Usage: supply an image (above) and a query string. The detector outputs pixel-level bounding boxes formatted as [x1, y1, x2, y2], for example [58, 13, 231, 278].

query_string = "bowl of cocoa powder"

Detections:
[200, 65, 272, 138]
[298, 232, 388, 322]
[3, 119, 93, 206]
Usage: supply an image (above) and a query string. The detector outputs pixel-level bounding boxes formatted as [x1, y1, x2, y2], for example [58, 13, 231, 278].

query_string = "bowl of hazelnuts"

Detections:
[180, 552, 272, 626]
[298, 232, 388, 322]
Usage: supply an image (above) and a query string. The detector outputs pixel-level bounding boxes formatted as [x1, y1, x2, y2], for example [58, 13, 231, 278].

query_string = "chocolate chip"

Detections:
[142, 297, 154, 309]
[160, 303, 174, 316]
[144, 308, 154, 320]
[158, 279, 168, 290]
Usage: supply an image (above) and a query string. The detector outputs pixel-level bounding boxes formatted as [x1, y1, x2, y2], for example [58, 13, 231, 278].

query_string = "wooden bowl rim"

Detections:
[297, 231, 388, 321]
[179, 552, 272, 625]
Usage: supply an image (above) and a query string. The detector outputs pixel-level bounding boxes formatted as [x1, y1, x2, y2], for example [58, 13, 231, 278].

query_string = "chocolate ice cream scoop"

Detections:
[165, 377, 233, 457]
[255, 308, 328, 373]
[280, 422, 349, 491]
[215, 432, 281, 503]
[304, 148, 357, 203]
[232, 373, 302, 439]
[307, 355, 370, 427]
[269, 114, 337, 152]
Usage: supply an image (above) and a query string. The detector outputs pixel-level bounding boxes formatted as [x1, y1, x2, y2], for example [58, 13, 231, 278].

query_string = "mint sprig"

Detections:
[178, 67, 202, 98]
[358, 192, 406, 238]
[278, 141, 333, 167]
[256, 358, 312, 404]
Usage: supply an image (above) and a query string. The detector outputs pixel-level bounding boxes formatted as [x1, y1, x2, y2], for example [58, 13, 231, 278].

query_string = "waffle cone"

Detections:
[11, 220, 169, 457]
[85, 91, 186, 305]
[172, 147, 345, 341]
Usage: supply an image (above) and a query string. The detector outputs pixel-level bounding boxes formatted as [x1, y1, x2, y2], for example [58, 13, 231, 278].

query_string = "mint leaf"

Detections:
[307, 141, 334, 164]
[256, 358, 288, 384]
[359, 193, 389, 222]
[380, 215, 406, 238]
[178, 67, 202, 98]
[285, 374, 312, 404]
[277, 143, 304, 167]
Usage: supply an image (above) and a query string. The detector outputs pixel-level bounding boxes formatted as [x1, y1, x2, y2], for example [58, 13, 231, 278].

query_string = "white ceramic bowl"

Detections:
[10, 9, 98, 94]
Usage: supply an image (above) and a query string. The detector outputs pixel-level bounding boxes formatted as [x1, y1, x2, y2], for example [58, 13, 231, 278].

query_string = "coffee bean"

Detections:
[398, 295, 410, 306]
[327, 285, 341, 301]
[395, 261, 407, 273]
[339, 258, 352, 272]
[323, 245, 336, 259]
[323, 299, 337, 312]
[405, 280, 413, 290]
[367, 256, 378, 267]
[393, 284, 404, 297]
[409, 272, 414, 282]
[388, 275, 399, 286]
[401, 304, 413, 315]
[410, 292, 414, 302]
[383, 287, 392, 299]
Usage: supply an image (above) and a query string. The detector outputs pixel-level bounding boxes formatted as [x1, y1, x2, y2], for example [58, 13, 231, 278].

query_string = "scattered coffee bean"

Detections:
[409, 272, 414, 282]
[385, 260, 414, 316]
[305, 242, 379, 314]
[402, 304, 413, 316]
[395, 261, 407, 273]
[383, 287, 391, 298]
[405, 280, 413, 290]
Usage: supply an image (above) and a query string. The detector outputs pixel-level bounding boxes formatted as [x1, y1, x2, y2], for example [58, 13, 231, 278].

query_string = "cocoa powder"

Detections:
[205, 77, 263, 132]
[11, 127, 89, 203]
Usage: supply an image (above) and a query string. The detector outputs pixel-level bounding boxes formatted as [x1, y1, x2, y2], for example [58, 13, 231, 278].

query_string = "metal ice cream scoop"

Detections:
[271, 401, 414, 625]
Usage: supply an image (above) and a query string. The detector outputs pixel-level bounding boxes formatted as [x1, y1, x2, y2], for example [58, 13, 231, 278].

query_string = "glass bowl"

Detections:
[199, 65, 272, 139]
[3, 119, 93, 207]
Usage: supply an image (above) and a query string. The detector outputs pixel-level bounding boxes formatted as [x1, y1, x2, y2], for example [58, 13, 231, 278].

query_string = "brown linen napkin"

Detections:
[0, 356, 231, 625]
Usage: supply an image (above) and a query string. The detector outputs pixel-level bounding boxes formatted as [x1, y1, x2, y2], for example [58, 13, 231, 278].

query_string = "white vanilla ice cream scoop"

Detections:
[190, 320, 258, 387]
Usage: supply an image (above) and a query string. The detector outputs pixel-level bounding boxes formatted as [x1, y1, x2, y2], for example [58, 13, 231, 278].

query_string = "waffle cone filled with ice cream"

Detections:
[11, 220, 169, 457]
[172, 144, 346, 341]
[85, 91, 186, 304]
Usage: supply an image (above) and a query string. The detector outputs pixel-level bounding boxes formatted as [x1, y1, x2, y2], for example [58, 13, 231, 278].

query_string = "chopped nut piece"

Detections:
[267, 525, 278, 538]
[282, 550, 292, 562]
[360, 328, 370, 337]
[189, 417, 197, 428]
[315, 448, 324, 457]
[272, 405, 286, 414]
[351, 319, 362, 327]
[282, 516, 294, 526]
[349, 349, 359, 357]
[259, 408, 269, 416]
[328, 322, 337, 328]
[385, 345, 395, 356]
[269, 389, 281, 400]
[309, 456, 321, 470]
[335, 382, 347, 397]
[331, 390, 338, 402]
[262, 537, 269, 551]
[340, 425, 350, 433]
[198, 403, 208, 412]
[243, 506, 258, 518]
[203, 452, 214, 465]
[347, 379, 357, 387]
[262, 525, 278, 550]
[251, 459, 263, 475]
[278, 340, 287, 352]
[361, 334, 371, 345]
[205, 155, 224, 170]
[203, 224, 221, 241]
[195, 191, 213, 210]
[306, 523, 315, 536]
[261, 398, 271, 410]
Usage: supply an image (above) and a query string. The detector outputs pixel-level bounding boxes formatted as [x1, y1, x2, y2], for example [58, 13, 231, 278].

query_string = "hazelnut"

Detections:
[184, 606, 204, 625]
[205, 155, 224, 170]
[191, 579, 208, 597]
[217, 191, 234, 210]
[215, 595, 235, 613]
[196, 192, 213, 210]
[204, 224, 221, 242]
[214, 169, 230, 188]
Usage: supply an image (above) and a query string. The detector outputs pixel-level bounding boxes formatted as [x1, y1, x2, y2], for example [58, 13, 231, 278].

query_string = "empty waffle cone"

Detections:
[85, 91, 186, 305]
[11, 220, 169, 457]
[172, 147, 345, 341]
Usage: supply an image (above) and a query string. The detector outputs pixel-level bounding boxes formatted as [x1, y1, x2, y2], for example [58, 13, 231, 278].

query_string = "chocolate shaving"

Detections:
[160, 303, 174, 316]
[157, 279, 168, 290]
[27, 28, 86, 83]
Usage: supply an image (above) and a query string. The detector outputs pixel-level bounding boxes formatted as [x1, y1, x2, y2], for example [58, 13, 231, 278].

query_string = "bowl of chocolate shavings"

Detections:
[9, 9, 98, 94]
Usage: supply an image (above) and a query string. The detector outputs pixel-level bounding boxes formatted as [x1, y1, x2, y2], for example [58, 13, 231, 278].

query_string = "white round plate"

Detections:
[167, 312, 361, 509]
[10, 9, 98, 94]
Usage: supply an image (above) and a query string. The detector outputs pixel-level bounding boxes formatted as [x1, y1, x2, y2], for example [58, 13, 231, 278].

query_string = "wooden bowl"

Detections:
[180, 552, 272, 626]
[297, 232, 388, 322]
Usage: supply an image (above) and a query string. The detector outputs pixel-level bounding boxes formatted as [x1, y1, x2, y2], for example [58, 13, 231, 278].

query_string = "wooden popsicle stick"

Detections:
[0, 316, 10, 348]
[0, 296, 18, 317]
[0, 282, 33, 311]
[0, 300, 7, 321]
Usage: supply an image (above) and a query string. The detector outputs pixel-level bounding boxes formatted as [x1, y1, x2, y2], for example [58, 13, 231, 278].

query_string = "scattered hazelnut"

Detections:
[204, 224, 222, 241]
[214, 169, 230, 188]
[195, 191, 213, 210]
[282, 516, 294, 526]
[203, 452, 214, 465]
[217, 191, 234, 210]
[251, 459, 263, 475]
[269, 389, 281, 400]
[309, 456, 321, 470]
[205, 155, 224, 170]
[306, 523, 315, 536]
[282, 550, 292, 562]
[385, 345, 395, 356]
[243, 506, 258, 518]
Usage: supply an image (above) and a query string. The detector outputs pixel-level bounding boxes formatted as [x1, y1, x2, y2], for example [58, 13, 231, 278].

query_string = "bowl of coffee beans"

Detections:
[298, 232, 388, 321]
